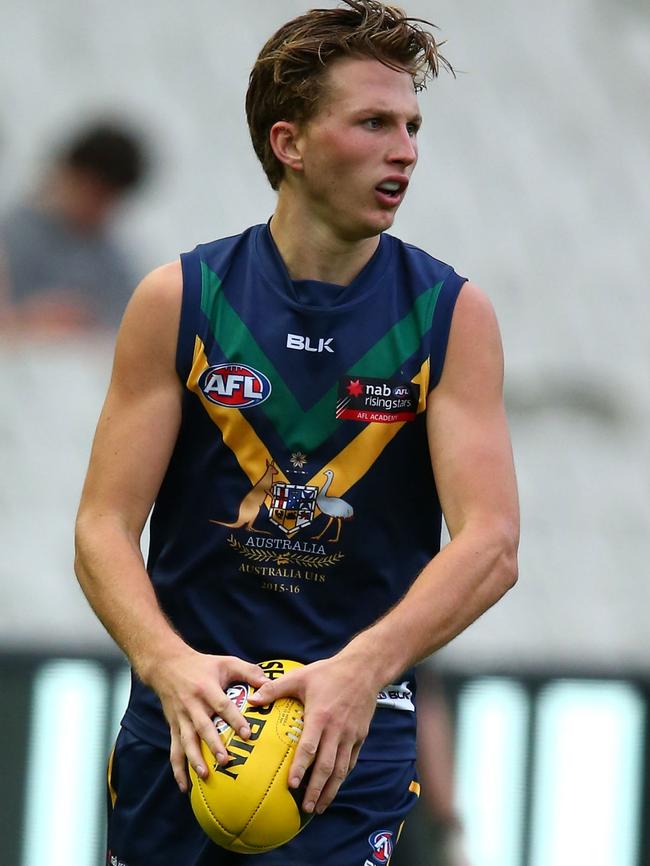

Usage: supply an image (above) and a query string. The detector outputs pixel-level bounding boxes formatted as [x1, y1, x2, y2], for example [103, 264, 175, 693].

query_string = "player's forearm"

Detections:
[74, 513, 188, 683]
[342, 520, 518, 688]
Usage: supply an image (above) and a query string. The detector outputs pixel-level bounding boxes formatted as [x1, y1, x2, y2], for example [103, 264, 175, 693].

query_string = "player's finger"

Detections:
[204, 685, 251, 736]
[247, 680, 275, 706]
[193, 711, 230, 765]
[298, 731, 338, 814]
[170, 727, 189, 792]
[314, 739, 354, 813]
[287, 715, 320, 794]
[180, 718, 209, 781]
[348, 740, 363, 774]
[224, 657, 268, 689]
[249, 669, 302, 706]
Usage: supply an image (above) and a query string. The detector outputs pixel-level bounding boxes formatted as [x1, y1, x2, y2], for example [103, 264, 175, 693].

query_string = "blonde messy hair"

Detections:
[246, 0, 453, 189]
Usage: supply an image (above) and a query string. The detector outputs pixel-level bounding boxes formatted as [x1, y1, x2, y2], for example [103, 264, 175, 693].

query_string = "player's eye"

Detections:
[364, 118, 383, 130]
[406, 122, 420, 136]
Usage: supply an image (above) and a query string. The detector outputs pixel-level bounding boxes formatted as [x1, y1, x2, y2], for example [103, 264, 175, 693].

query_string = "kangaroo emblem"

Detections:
[212, 461, 278, 533]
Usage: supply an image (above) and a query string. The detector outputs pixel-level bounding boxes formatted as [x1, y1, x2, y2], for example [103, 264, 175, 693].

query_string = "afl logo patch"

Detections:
[199, 364, 272, 408]
[368, 830, 394, 864]
[212, 683, 250, 735]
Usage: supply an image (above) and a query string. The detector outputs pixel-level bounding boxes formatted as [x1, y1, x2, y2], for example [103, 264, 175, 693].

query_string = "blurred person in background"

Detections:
[0, 121, 148, 334]
[392, 665, 471, 866]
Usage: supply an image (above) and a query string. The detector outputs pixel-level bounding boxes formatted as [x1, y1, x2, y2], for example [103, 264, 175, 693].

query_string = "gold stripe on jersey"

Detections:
[107, 747, 118, 809]
[188, 337, 429, 497]
[305, 357, 430, 496]
[187, 337, 289, 486]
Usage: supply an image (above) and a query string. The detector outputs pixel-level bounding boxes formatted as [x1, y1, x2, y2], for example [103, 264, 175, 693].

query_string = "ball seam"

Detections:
[194, 745, 296, 851]
[194, 777, 237, 838]
[238, 744, 294, 848]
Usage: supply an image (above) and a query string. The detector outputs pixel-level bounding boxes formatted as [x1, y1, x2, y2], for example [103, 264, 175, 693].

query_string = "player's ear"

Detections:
[269, 121, 304, 175]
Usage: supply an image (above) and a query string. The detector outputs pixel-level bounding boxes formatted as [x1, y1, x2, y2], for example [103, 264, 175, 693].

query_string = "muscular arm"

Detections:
[75, 263, 185, 675]
[354, 281, 520, 667]
[251, 281, 519, 812]
[74, 262, 266, 789]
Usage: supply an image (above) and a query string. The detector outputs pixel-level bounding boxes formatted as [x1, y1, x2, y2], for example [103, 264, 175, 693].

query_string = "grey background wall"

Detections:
[1, 0, 649, 670]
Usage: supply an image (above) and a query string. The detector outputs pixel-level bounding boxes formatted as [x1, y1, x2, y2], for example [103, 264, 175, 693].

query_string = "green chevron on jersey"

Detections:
[200, 262, 443, 451]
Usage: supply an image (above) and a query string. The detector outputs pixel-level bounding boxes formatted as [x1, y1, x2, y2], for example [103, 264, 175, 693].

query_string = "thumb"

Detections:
[249, 670, 302, 706]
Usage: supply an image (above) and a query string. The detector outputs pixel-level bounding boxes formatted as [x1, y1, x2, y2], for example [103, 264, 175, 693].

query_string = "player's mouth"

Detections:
[374, 176, 409, 207]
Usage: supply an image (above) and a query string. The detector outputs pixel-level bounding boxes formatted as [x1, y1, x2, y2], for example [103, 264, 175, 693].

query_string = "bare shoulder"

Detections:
[449, 280, 500, 344]
[122, 260, 183, 331]
[113, 261, 183, 374]
[135, 260, 182, 298]
[79, 261, 185, 526]
[438, 280, 504, 394]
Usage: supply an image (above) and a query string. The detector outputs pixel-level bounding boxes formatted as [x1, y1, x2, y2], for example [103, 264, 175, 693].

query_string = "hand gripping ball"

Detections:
[189, 659, 312, 853]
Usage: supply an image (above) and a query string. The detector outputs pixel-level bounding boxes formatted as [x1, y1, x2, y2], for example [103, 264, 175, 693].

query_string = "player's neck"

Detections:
[270, 198, 379, 286]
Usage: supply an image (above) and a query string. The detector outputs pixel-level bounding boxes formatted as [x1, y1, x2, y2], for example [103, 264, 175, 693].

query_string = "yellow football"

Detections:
[189, 658, 312, 853]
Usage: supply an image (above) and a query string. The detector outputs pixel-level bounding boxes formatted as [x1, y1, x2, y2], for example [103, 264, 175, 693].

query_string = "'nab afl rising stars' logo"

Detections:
[199, 364, 272, 408]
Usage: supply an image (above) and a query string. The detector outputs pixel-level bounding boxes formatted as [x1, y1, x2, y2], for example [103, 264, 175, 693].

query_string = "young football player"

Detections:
[75, 2, 519, 863]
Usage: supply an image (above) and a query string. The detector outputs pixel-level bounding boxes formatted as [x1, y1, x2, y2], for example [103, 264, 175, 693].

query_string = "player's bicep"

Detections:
[78, 262, 184, 534]
[426, 282, 519, 541]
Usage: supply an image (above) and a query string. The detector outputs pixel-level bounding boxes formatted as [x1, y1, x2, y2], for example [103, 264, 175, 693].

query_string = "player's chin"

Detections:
[351, 208, 399, 239]
[369, 209, 398, 234]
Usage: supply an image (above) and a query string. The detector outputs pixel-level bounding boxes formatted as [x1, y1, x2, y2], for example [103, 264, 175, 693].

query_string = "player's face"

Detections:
[294, 56, 421, 241]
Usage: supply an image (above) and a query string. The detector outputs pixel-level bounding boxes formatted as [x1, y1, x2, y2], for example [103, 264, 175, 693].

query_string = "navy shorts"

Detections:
[107, 727, 419, 866]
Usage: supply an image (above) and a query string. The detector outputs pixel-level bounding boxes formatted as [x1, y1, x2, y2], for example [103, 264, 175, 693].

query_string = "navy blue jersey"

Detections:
[122, 223, 466, 758]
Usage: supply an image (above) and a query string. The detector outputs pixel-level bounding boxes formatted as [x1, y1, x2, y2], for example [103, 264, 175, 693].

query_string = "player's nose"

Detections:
[388, 125, 418, 167]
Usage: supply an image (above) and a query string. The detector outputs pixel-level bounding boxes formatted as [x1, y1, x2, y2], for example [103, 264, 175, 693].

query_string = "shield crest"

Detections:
[269, 482, 318, 536]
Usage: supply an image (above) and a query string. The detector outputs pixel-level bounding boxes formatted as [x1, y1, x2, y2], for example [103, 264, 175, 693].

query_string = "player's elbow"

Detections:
[73, 508, 121, 583]
[73, 512, 93, 582]
[492, 519, 519, 592]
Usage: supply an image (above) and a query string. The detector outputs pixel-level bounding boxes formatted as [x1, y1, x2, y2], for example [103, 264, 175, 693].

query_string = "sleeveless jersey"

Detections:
[122, 223, 466, 759]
